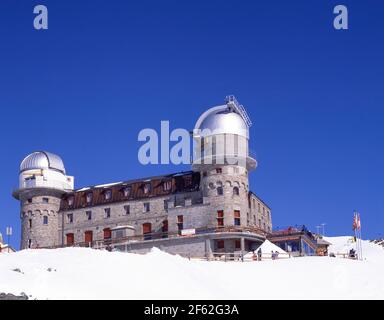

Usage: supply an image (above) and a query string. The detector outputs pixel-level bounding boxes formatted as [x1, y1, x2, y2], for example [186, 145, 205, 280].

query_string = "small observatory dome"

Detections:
[20, 151, 66, 174]
[196, 108, 249, 139]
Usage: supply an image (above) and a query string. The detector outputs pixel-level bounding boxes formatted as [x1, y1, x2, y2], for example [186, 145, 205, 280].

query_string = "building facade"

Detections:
[13, 96, 272, 258]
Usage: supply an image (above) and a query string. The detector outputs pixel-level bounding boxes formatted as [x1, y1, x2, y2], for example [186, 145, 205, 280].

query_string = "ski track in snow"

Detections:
[0, 236, 383, 300]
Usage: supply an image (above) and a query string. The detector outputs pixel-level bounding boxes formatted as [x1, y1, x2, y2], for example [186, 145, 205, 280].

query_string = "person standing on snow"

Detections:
[257, 248, 262, 261]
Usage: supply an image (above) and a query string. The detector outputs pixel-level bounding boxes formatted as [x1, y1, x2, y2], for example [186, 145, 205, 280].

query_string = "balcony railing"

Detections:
[41, 225, 269, 250]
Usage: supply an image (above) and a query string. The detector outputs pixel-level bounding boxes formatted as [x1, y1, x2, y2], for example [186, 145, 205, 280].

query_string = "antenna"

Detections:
[321, 223, 326, 236]
[225, 95, 253, 127]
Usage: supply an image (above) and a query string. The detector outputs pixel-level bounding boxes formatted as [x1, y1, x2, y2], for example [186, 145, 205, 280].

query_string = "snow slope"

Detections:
[0, 236, 383, 300]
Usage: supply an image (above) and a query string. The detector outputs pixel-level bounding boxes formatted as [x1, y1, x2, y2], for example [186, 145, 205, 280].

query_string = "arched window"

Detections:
[233, 187, 240, 196]
[123, 186, 132, 197]
[105, 190, 112, 201]
[217, 186, 223, 196]
[43, 216, 48, 225]
[86, 193, 93, 204]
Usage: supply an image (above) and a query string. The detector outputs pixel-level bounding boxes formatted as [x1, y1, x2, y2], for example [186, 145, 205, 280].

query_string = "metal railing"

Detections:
[40, 225, 269, 250]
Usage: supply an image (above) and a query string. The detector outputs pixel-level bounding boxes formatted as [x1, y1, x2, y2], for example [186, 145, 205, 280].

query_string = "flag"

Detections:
[353, 212, 357, 231]
[357, 213, 361, 231]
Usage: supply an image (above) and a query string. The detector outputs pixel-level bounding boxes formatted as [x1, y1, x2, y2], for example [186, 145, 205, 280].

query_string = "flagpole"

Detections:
[359, 213, 363, 260]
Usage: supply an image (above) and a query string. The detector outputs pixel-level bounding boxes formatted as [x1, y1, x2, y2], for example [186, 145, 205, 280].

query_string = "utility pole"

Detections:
[321, 223, 326, 236]
[6, 227, 12, 247]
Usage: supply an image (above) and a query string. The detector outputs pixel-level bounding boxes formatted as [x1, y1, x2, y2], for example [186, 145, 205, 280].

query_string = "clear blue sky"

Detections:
[1, 0, 383, 248]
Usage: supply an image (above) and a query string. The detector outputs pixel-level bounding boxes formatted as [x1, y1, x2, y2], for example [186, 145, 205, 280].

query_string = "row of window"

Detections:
[65, 217, 182, 245]
[27, 216, 49, 228]
[25, 197, 50, 204]
[218, 186, 240, 196]
[67, 181, 176, 207]
[216, 210, 241, 227]
[66, 202, 152, 223]
[251, 199, 271, 220]
[202, 167, 247, 177]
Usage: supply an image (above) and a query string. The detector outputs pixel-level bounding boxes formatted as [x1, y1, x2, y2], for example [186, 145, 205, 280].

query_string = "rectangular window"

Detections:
[43, 216, 48, 225]
[29, 219, 32, 228]
[143, 202, 150, 213]
[42, 197, 49, 203]
[104, 208, 111, 219]
[234, 210, 241, 226]
[258, 203, 261, 213]
[67, 213, 73, 224]
[217, 210, 224, 227]
[177, 215, 184, 232]
[216, 168, 222, 174]
[164, 200, 168, 210]
[217, 240, 225, 249]
[124, 205, 130, 215]
[235, 240, 241, 250]
[86, 211, 92, 220]
[217, 187, 223, 196]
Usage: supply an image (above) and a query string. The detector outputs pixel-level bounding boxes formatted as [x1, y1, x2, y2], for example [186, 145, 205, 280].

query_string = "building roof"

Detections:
[316, 238, 332, 246]
[20, 151, 66, 174]
[60, 171, 201, 211]
[194, 105, 249, 139]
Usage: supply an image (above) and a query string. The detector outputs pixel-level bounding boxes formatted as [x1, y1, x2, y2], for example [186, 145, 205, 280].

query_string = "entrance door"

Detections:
[143, 223, 152, 240]
[66, 233, 74, 246]
[84, 231, 93, 247]
[103, 228, 112, 240]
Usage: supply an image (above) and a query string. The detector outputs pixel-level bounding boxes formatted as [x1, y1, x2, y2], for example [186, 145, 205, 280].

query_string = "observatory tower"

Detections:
[192, 96, 257, 229]
[13, 151, 74, 249]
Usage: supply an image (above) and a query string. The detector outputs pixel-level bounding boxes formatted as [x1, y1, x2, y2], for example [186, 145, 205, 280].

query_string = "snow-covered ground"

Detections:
[0, 236, 383, 300]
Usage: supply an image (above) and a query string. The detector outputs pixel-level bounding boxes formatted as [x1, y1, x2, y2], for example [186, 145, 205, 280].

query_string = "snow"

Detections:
[244, 239, 288, 259]
[1, 236, 384, 300]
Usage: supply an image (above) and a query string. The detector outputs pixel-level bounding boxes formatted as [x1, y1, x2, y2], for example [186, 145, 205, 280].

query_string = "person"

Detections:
[271, 250, 275, 260]
[252, 251, 257, 261]
[275, 251, 280, 259]
[349, 248, 356, 259]
[257, 248, 262, 261]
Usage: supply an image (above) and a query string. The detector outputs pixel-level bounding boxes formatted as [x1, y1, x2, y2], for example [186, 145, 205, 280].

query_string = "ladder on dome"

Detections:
[225, 95, 253, 128]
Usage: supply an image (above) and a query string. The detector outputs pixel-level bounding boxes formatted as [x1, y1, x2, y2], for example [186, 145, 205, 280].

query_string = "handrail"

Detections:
[39, 225, 269, 249]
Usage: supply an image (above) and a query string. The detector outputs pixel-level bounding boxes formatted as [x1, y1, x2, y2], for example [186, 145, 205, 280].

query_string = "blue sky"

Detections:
[0, 0, 383, 248]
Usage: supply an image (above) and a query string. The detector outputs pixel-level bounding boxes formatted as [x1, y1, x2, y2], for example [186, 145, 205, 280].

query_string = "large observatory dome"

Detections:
[194, 106, 249, 139]
[20, 151, 66, 174]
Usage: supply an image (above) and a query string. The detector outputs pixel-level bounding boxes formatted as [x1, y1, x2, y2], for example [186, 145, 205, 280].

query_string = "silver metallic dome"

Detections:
[194, 106, 249, 139]
[20, 151, 66, 174]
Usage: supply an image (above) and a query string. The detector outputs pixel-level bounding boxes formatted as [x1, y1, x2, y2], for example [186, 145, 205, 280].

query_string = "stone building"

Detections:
[13, 96, 272, 258]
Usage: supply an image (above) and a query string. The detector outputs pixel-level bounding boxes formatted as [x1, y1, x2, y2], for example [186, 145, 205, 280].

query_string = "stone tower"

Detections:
[13, 151, 74, 249]
[192, 96, 257, 229]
